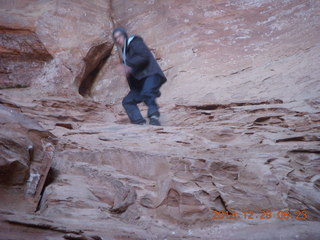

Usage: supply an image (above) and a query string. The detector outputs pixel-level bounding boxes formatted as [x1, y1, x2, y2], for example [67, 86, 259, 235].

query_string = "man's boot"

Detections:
[149, 115, 161, 126]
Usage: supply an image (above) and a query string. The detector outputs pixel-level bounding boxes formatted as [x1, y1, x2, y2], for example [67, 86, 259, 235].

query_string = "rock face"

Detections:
[0, 0, 114, 95]
[108, 0, 320, 107]
[0, 26, 52, 89]
[0, 104, 54, 212]
[0, 0, 320, 240]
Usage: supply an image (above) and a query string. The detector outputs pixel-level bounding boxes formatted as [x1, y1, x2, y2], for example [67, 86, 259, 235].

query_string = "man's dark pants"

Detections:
[122, 75, 162, 124]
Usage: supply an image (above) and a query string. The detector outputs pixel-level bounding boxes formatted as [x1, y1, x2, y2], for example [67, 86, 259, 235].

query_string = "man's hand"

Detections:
[116, 64, 132, 77]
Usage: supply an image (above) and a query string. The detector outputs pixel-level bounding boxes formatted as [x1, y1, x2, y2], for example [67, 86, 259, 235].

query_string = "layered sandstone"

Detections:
[0, 0, 319, 240]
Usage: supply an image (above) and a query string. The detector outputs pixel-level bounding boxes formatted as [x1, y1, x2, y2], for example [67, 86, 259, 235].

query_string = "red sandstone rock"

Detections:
[0, 26, 52, 89]
[109, 0, 320, 108]
[0, 104, 55, 212]
[0, 0, 114, 96]
[0, 0, 320, 239]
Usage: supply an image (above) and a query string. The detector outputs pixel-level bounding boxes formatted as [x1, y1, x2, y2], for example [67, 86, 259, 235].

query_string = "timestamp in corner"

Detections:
[211, 210, 308, 220]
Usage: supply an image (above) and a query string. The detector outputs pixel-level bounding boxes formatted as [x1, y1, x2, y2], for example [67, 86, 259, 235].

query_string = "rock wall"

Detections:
[0, 26, 52, 89]
[0, 104, 54, 212]
[0, 0, 320, 240]
[99, 0, 320, 108]
[0, 0, 114, 95]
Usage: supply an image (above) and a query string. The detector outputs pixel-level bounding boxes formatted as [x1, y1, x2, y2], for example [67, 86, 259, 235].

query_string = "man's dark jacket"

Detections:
[123, 36, 166, 90]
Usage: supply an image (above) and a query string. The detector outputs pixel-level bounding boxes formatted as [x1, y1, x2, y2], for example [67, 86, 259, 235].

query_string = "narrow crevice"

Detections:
[5, 219, 83, 234]
[176, 99, 284, 111]
[109, 0, 116, 28]
[254, 116, 282, 123]
[289, 149, 320, 154]
[213, 195, 228, 212]
[35, 167, 59, 212]
[277, 135, 320, 143]
[276, 136, 305, 143]
[77, 42, 113, 97]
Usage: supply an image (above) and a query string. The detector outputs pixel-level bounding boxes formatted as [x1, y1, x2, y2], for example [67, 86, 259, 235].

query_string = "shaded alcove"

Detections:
[76, 42, 113, 97]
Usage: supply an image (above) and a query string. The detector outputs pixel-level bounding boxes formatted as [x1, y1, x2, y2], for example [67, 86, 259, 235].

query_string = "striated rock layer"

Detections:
[0, 0, 114, 95]
[0, 104, 55, 212]
[0, 0, 320, 240]
[95, 0, 320, 107]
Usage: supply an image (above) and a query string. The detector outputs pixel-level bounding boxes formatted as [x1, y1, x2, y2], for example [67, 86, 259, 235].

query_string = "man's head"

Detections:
[112, 27, 128, 49]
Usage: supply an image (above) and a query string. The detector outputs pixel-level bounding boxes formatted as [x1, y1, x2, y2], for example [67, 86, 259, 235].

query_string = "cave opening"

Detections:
[77, 42, 113, 97]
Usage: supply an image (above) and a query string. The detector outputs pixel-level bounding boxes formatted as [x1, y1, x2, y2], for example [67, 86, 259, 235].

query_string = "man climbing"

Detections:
[112, 27, 166, 126]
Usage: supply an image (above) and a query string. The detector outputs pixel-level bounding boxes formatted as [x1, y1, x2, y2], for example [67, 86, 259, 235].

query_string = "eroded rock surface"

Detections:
[0, 104, 55, 212]
[0, 0, 320, 240]
[0, 26, 52, 89]
[0, 90, 319, 240]
[0, 0, 114, 95]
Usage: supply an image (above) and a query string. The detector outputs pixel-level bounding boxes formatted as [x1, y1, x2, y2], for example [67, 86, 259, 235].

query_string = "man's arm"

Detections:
[125, 38, 150, 71]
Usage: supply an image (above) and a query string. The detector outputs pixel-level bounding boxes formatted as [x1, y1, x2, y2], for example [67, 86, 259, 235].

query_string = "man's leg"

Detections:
[140, 75, 162, 125]
[122, 90, 146, 124]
